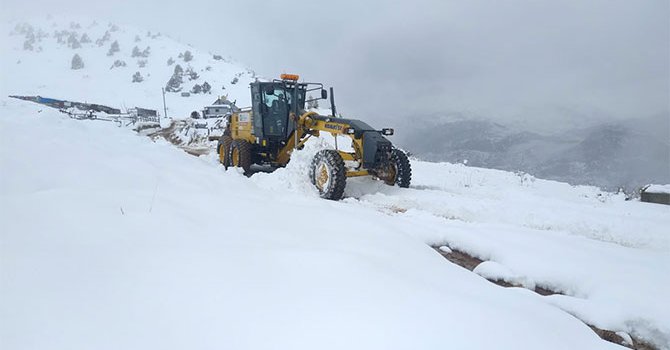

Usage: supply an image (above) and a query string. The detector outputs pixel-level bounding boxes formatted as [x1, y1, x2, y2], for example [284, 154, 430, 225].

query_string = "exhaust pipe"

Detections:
[329, 87, 337, 118]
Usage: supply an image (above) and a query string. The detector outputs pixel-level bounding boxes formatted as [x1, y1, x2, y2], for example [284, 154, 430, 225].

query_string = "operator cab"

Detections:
[250, 74, 327, 141]
[258, 82, 305, 138]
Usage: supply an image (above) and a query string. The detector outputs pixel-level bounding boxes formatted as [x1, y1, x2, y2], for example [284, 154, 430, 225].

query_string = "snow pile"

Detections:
[250, 138, 331, 196]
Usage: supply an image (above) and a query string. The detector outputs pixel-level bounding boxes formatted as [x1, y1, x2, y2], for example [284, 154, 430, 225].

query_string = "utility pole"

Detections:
[161, 87, 168, 122]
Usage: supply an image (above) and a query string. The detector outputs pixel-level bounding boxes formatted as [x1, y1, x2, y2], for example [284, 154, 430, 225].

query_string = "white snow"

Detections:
[0, 18, 256, 120]
[646, 184, 670, 194]
[618, 331, 634, 346]
[2, 17, 670, 350]
[1, 100, 629, 350]
[438, 245, 452, 254]
[473, 261, 536, 290]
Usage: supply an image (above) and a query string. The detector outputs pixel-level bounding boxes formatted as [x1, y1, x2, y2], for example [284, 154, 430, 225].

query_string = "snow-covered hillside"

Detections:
[2, 99, 669, 350]
[1, 18, 256, 118]
[1, 18, 669, 350]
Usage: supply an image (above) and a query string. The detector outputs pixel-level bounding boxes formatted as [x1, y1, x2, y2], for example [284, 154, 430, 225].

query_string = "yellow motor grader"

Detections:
[217, 74, 411, 200]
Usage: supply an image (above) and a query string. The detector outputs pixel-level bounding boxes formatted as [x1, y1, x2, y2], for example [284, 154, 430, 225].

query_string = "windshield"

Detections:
[259, 83, 307, 138]
[262, 86, 305, 110]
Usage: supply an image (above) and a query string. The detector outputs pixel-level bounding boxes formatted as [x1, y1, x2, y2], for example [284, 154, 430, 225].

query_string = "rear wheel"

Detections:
[217, 135, 233, 168]
[309, 150, 347, 200]
[229, 139, 252, 175]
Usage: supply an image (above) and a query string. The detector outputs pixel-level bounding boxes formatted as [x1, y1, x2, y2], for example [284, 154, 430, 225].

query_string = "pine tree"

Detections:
[132, 71, 144, 83]
[131, 46, 141, 57]
[185, 67, 199, 80]
[183, 50, 193, 62]
[23, 37, 34, 51]
[54, 30, 67, 44]
[95, 31, 110, 46]
[165, 76, 182, 92]
[71, 54, 84, 70]
[110, 60, 127, 69]
[80, 33, 91, 43]
[173, 64, 184, 76]
[107, 40, 120, 56]
[201, 81, 212, 94]
[67, 33, 81, 49]
[165, 64, 184, 92]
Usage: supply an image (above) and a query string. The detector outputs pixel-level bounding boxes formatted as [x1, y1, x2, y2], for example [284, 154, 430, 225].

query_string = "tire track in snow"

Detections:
[431, 246, 658, 350]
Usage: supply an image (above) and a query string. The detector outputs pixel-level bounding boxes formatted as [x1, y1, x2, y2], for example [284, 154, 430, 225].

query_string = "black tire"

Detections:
[309, 150, 347, 200]
[391, 148, 411, 188]
[229, 139, 252, 175]
[217, 135, 233, 168]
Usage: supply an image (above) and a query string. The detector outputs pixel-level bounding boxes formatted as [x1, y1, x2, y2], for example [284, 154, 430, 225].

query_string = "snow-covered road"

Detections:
[2, 101, 668, 349]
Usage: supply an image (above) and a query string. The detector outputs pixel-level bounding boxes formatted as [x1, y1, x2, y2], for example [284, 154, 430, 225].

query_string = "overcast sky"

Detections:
[2, 0, 669, 127]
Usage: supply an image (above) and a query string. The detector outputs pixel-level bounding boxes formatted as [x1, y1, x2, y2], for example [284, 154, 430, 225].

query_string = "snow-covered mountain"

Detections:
[397, 113, 670, 192]
[1, 18, 257, 118]
[1, 18, 669, 350]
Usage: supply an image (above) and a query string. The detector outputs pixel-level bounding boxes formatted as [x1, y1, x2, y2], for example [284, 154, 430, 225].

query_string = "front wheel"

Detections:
[390, 148, 412, 188]
[309, 150, 347, 200]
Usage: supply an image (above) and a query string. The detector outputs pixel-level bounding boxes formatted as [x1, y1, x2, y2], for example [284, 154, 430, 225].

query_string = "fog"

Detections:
[2, 0, 669, 127]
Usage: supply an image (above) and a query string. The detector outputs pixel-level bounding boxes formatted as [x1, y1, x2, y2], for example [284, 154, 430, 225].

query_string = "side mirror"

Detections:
[321, 89, 328, 99]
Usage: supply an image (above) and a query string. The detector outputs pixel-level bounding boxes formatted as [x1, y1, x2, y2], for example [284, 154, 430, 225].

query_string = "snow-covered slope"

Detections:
[1, 18, 256, 118]
[2, 99, 669, 350]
